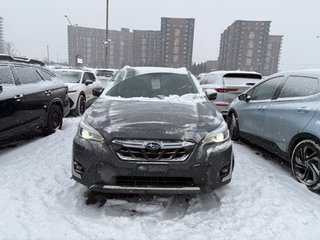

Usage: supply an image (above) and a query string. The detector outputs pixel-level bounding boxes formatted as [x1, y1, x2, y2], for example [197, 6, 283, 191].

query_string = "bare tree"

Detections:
[4, 41, 17, 56]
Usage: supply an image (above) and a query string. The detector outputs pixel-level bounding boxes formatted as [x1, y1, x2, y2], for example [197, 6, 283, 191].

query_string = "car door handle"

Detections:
[44, 90, 51, 95]
[14, 94, 24, 101]
[258, 106, 267, 111]
[297, 107, 310, 113]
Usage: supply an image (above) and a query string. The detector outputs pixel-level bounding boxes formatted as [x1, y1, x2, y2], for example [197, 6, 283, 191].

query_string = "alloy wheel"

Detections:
[291, 140, 320, 189]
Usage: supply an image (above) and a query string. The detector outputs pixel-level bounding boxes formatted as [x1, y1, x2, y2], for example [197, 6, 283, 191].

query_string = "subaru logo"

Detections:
[145, 142, 161, 151]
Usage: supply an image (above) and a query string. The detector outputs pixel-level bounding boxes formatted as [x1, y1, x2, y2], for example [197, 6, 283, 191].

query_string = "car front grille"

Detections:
[111, 139, 195, 162]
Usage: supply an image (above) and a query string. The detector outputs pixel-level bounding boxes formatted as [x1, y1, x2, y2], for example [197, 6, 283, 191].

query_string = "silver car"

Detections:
[227, 69, 320, 191]
[200, 70, 262, 116]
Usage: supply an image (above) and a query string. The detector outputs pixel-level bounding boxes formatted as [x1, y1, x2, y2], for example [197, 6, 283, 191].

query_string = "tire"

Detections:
[73, 94, 86, 116]
[43, 104, 63, 135]
[291, 139, 320, 192]
[228, 113, 239, 140]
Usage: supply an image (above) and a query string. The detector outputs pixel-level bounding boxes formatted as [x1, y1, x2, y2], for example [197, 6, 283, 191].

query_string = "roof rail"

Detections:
[0, 54, 45, 67]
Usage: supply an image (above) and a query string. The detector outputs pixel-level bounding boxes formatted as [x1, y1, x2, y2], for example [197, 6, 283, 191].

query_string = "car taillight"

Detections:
[214, 88, 239, 93]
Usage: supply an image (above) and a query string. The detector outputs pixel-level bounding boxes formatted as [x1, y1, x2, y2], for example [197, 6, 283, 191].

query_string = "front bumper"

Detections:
[72, 136, 234, 194]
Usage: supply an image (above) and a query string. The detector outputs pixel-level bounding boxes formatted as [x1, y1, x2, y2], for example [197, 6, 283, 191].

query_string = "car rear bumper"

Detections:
[72, 136, 234, 194]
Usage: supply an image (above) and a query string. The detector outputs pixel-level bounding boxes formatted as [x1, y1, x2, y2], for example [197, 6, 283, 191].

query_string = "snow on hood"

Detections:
[83, 97, 223, 142]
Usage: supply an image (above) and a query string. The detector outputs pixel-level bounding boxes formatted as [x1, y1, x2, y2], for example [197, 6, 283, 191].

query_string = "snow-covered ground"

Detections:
[0, 117, 320, 240]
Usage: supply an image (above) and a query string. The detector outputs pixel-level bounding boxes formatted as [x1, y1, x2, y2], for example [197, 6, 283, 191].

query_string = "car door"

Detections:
[0, 64, 26, 141]
[36, 68, 67, 105]
[238, 76, 285, 137]
[263, 75, 320, 152]
[14, 65, 47, 128]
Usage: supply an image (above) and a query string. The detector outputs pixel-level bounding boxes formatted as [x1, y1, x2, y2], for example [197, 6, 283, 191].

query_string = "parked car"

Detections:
[0, 55, 69, 146]
[72, 66, 234, 195]
[200, 70, 262, 116]
[196, 73, 207, 84]
[227, 69, 320, 191]
[54, 68, 99, 116]
[93, 68, 118, 88]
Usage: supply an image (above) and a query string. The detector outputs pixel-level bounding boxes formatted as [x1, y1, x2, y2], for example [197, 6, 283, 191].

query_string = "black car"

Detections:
[0, 55, 69, 146]
[72, 66, 234, 195]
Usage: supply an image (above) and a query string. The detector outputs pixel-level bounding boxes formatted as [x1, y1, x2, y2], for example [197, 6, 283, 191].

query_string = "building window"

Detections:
[173, 55, 179, 63]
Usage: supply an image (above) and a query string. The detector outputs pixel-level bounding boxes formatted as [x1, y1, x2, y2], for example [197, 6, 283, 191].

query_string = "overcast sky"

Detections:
[1, 0, 320, 71]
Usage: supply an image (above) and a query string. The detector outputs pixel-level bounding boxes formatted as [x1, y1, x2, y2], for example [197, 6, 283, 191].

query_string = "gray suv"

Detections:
[227, 69, 320, 191]
[72, 66, 234, 195]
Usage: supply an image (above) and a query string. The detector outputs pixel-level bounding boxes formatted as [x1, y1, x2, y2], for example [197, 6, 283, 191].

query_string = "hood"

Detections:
[84, 98, 223, 142]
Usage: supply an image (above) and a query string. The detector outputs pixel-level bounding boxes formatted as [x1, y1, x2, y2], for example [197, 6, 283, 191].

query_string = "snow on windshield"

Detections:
[55, 71, 82, 83]
[104, 72, 205, 102]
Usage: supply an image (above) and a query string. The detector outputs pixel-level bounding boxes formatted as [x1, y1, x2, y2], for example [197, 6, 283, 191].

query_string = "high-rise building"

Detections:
[218, 20, 282, 75]
[68, 25, 105, 68]
[0, 17, 4, 54]
[107, 28, 133, 68]
[67, 17, 195, 69]
[263, 35, 283, 75]
[160, 17, 195, 69]
[132, 30, 161, 66]
[68, 26, 133, 69]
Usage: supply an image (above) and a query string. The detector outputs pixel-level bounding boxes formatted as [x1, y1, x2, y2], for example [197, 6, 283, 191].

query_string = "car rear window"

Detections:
[0, 66, 15, 85]
[223, 73, 262, 86]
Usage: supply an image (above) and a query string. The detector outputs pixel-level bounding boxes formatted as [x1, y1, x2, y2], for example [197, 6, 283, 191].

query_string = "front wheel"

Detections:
[291, 140, 320, 192]
[228, 113, 239, 140]
[73, 94, 86, 116]
[43, 104, 63, 135]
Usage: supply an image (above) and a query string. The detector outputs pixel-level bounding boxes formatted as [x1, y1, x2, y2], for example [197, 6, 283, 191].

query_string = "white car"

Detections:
[54, 69, 99, 116]
[93, 68, 118, 88]
[200, 70, 262, 116]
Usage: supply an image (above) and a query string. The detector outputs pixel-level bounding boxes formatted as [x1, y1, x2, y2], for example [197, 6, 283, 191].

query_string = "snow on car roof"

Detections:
[54, 68, 85, 73]
[124, 66, 189, 76]
[207, 70, 262, 76]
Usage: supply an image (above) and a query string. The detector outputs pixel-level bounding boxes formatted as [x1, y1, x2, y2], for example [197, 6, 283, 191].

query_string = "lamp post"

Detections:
[64, 15, 72, 25]
[105, 0, 109, 68]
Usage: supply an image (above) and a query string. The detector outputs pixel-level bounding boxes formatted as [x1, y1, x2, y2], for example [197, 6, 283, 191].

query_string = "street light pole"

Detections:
[105, 0, 109, 68]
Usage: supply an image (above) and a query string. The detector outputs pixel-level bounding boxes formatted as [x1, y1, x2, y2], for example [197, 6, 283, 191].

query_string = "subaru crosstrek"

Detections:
[72, 66, 234, 194]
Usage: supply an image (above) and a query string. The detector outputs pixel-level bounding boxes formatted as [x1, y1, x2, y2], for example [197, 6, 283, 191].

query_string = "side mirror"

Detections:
[85, 79, 93, 86]
[205, 89, 217, 100]
[92, 87, 104, 97]
[238, 93, 251, 102]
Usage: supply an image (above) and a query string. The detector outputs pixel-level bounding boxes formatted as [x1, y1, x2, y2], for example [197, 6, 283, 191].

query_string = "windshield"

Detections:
[55, 71, 82, 83]
[96, 70, 114, 77]
[106, 73, 199, 98]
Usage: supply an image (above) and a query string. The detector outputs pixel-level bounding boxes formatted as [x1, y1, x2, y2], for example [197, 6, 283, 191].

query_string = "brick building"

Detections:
[160, 17, 195, 69]
[218, 20, 283, 75]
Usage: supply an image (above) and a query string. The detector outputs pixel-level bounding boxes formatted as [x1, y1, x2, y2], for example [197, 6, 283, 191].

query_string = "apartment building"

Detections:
[132, 30, 161, 66]
[218, 20, 283, 75]
[160, 17, 195, 69]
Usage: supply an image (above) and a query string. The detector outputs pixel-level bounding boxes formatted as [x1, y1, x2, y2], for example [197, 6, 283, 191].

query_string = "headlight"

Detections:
[78, 120, 104, 141]
[202, 121, 229, 144]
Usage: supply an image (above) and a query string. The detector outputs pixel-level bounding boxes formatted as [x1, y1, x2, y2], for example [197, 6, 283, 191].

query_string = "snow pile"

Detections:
[0, 117, 320, 240]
